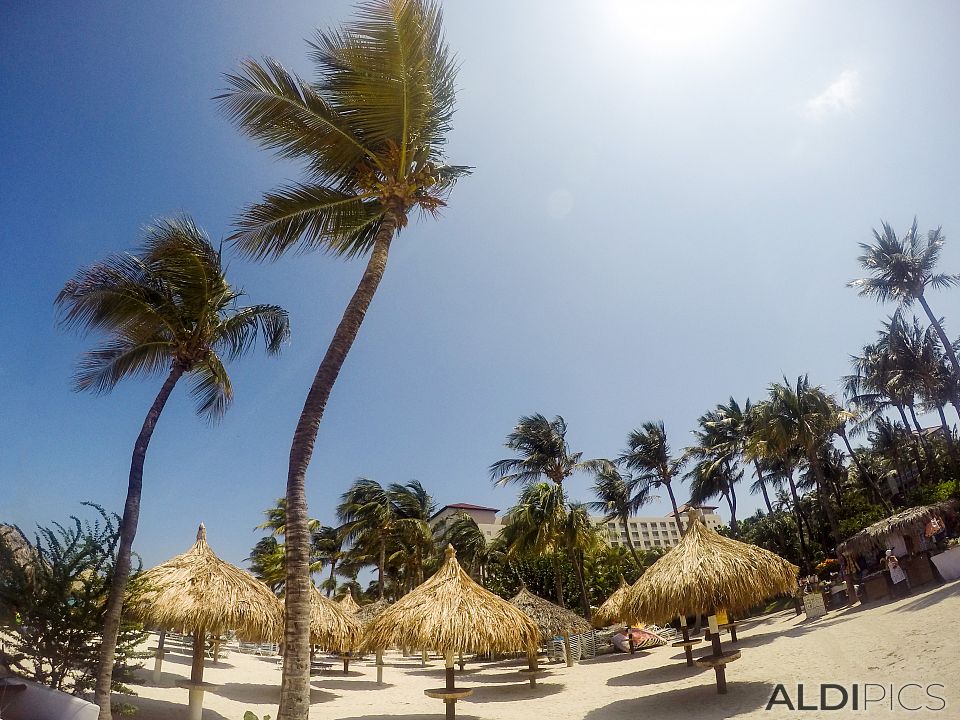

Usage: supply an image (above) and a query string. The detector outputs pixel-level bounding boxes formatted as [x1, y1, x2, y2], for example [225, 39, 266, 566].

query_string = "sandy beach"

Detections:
[118, 579, 960, 720]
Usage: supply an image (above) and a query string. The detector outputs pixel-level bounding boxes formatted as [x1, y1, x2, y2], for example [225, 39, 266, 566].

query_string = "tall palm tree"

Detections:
[752, 376, 847, 558]
[387, 480, 436, 589]
[218, 2, 467, 713]
[850, 218, 960, 404]
[489, 414, 609, 487]
[311, 526, 344, 597]
[55, 217, 289, 719]
[256, 497, 322, 537]
[336, 478, 397, 599]
[249, 536, 286, 593]
[437, 512, 494, 583]
[500, 482, 569, 606]
[588, 465, 655, 564]
[562, 502, 603, 618]
[617, 421, 686, 533]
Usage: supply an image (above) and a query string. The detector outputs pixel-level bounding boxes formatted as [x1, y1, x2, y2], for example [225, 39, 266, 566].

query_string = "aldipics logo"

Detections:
[766, 684, 947, 712]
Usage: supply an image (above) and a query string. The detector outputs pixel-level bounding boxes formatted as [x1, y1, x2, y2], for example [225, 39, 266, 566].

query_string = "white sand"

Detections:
[119, 579, 960, 719]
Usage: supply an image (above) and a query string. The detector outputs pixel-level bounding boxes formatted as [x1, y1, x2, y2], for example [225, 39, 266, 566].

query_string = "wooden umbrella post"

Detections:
[563, 635, 573, 667]
[376, 649, 384, 685]
[527, 651, 538, 688]
[152, 630, 166, 684]
[692, 613, 740, 695]
[458, 650, 465, 671]
[187, 628, 207, 720]
[422, 649, 429, 667]
[680, 615, 694, 666]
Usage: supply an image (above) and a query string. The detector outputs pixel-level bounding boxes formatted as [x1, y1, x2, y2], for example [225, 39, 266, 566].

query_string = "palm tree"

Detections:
[256, 497, 322, 537]
[499, 482, 569, 606]
[588, 465, 655, 564]
[336, 478, 397, 599]
[218, 2, 467, 712]
[850, 218, 960, 405]
[311, 526, 344, 597]
[489, 414, 609, 487]
[617, 421, 686, 533]
[562, 502, 603, 618]
[55, 216, 289, 719]
[752, 376, 847, 562]
[387, 480, 436, 590]
[249, 536, 286, 592]
[437, 512, 495, 583]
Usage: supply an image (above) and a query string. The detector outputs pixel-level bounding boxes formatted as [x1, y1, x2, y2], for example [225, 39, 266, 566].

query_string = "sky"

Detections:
[3, 0, 960, 571]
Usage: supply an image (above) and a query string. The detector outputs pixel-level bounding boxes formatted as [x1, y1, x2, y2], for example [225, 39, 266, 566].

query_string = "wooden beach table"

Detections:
[425, 686, 474, 719]
[717, 622, 741, 643]
[694, 649, 741, 694]
[671, 637, 702, 666]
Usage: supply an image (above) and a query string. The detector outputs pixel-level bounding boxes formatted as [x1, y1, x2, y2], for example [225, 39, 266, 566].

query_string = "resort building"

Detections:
[430, 501, 725, 549]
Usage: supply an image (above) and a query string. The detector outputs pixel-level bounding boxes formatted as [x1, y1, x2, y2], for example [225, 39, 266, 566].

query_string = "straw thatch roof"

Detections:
[310, 587, 362, 652]
[509, 586, 591, 639]
[622, 513, 798, 624]
[354, 598, 391, 626]
[360, 545, 540, 654]
[338, 592, 360, 614]
[593, 580, 634, 628]
[838, 500, 959, 557]
[126, 524, 282, 641]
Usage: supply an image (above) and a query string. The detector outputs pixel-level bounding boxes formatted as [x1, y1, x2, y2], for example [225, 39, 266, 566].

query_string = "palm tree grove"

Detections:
[3, 1, 960, 719]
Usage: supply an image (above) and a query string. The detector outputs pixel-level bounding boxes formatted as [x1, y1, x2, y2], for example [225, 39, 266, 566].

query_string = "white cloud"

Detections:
[807, 70, 861, 119]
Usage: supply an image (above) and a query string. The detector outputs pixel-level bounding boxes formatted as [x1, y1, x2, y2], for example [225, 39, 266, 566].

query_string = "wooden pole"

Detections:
[458, 650, 465, 671]
[187, 628, 206, 720]
[376, 649, 384, 685]
[422, 649, 429, 667]
[563, 635, 573, 667]
[444, 650, 456, 720]
[527, 651, 539, 688]
[707, 614, 726, 694]
[679, 615, 693, 667]
[152, 630, 165, 684]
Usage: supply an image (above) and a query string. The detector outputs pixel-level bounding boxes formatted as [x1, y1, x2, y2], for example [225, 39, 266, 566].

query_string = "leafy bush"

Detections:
[0, 503, 148, 695]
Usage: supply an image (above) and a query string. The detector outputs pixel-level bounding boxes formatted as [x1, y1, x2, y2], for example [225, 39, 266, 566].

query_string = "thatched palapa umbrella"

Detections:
[362, 545, 540, 718]
[338, 591, 361, 614]
[622, 512, 797, 694]
[127, 524, 283, 720]
[509, 586, 590, 667]
[593, 578, 633, 628]
[353, 598, 392, 684]
[310, 587, 362, 673]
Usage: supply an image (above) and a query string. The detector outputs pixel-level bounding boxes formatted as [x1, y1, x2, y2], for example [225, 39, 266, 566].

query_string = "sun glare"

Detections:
[599, 0, 758, 56]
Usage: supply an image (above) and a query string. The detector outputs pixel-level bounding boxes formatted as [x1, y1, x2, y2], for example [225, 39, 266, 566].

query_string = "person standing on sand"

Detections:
[885, 549, 910, 596]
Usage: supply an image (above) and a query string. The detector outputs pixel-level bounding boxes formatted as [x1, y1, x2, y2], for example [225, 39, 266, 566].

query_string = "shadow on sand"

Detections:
[156, 651, 235, 670]
[464, 681, 565, 703]
[210, 682, 336, 705]
[585, 680, 773, 720]
[338, 716, 481, 720]
[120, 693, 230, 720]
[314, 678, 395, 691]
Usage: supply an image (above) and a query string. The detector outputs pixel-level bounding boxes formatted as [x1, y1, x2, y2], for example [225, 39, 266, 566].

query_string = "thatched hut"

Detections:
[362, 545, 540, 717]
[127, 524, 282, 720]
[509, 586, 590, 666]
[310, 587, 361, 652]
[622, 512, 797, 694]
[838, 500, 958, 557]
[593, 579, 633, 628]
[338, 591, 361, 614]
[354, 597, 391, 626]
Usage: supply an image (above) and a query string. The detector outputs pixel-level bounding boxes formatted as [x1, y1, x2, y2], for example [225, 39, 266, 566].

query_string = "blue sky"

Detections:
[3, 1, 960, 570]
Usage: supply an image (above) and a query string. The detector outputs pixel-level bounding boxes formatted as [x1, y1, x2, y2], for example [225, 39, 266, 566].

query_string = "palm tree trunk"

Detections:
[278, 220, 396, 720]
[728, 482, 739, 536]
[326, 559, 338, 598]
[95, 364, 184, 719]
[572, 548, 591, 619]
[553, 554, 565, 608]
[621, 517, 642, 565]
[378, 539, 386, 599]
[896, 405, 927, 478]
[936, 405, 960, 478]
[908, 404, 937, 477]
[837, 431, 891, 513]
[753, 461, 774, 514]
[664, 480, 684, 534]
[918, 294, 960, 378]
[786, 474, 811, 574]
